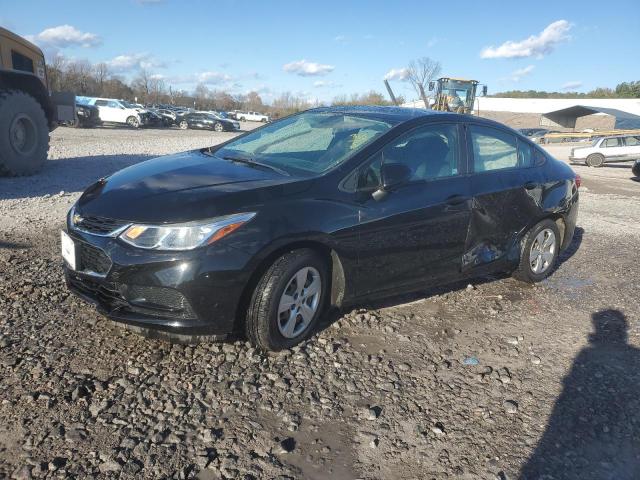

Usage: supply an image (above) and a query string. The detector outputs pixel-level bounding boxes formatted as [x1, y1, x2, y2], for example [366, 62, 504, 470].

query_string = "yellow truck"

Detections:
[0, 26, 75, 176]
[429, 77, 486, 115]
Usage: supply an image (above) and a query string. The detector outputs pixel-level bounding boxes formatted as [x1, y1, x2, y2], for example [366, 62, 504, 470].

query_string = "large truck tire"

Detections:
[0, 89, 49, 176]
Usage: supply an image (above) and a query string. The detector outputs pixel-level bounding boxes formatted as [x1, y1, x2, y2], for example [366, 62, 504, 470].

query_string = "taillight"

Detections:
[575, 174, 581, 189]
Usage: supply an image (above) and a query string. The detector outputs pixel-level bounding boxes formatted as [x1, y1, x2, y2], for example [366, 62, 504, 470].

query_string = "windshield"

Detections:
[216, 112, 228, 118]
[215, 112, 395, 176]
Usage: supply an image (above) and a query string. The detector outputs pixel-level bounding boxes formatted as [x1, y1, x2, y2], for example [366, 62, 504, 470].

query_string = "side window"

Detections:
[94, 100, 108, 107]
[517, 138, 534, 168]
[624, 136, 640, 146]
[602, 138, 620, 148]
[469, 125, 519, 172]
[11, 51, 34, 73]
[107, 101, 120, 108]
[382, 124, 460, 182]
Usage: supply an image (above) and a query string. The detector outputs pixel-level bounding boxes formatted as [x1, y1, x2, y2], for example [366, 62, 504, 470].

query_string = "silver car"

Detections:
[569, 135, 640, 167]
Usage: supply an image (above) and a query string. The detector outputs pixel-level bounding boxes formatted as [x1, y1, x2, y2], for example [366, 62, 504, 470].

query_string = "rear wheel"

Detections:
[246, 249, 329, 351]
[239, 116, 246, 122]
[126, 116, 140, 128]
[179, 120, 189, 130]
[0, 90, 49, 176]
[513, 219, 560, 283]
[586, 153, 605, 167]
[633, 160, 640, 178]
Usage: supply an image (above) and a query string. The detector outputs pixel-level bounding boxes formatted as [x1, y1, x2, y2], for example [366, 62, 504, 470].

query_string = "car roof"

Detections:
[307, 105, 438, 122]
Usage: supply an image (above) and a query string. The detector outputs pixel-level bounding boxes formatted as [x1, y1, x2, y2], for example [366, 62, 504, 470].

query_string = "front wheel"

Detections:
[126, 116, 140, 128]
[213, 122, 224, 132]
[633, 160, 640, 178]
[513, 219, 560, 283]
[179, 120, 189, 130]
[245, 249, 329, 351]
[585, 153, 605, 167]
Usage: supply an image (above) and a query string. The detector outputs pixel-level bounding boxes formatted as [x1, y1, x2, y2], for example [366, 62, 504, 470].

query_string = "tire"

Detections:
[0, 89, 49, 177]
[246, 249, 329, 351]
[239, 117, 246, 122]
[633, 160, 640, 178]
[513, 219, 561, 283]
[179, 120, 189, 130]
[585, 153, 605, 167]
[126, 116, 140, 128]
[214, 122, 224, 132]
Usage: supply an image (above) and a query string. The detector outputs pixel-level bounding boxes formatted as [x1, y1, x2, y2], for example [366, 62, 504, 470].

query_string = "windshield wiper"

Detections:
[221, 155, 290, 177]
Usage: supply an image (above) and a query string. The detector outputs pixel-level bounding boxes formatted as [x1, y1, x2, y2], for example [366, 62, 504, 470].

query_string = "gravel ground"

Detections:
[0, 127, 639, 479]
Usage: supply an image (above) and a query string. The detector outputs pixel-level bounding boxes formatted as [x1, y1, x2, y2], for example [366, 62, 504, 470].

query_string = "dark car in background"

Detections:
[62, 107, 579, 350]
[68, 103, 101, 128]
[178, 112, 240, 132]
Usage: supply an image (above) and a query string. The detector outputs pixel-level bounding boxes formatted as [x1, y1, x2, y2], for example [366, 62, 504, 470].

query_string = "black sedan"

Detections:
[62, 106, 579, 350]
[178, 112, 240, 132]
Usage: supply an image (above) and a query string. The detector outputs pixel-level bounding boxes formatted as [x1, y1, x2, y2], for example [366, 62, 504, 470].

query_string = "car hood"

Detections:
[76, 150, 308, 223]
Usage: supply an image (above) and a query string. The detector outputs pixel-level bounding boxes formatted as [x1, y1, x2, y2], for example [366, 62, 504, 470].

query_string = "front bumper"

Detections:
[568, 156, 585, 164]
[63, 228, 252, 335]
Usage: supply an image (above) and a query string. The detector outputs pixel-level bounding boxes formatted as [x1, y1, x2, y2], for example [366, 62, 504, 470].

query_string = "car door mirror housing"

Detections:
[372, 163, 411, 201]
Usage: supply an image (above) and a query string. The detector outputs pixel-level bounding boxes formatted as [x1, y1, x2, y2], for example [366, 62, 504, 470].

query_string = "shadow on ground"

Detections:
[521, 309, 640, 479]
[0, 154, 155, 201]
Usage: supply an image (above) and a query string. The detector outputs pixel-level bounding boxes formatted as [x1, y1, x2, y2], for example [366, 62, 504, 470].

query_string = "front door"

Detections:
[355, 123, 472, 296]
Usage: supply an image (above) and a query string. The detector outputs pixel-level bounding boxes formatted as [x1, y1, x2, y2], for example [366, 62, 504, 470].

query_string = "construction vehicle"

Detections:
[0, 26, 75, 176]
[429, 77, 486, 114]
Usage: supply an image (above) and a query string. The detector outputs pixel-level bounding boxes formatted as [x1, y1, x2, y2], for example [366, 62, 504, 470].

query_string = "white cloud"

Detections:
[283, 59, 335, 77]
[27, 25, 101, 50]
[197, 71, 233, 84]
[106, 53, 166, 72]
[561, 81, 583, 90]
[383, 68, 409, 81]
[509, 65, 535, 82]
[313, 80, 341, 88]
[480, 20, 572, 59]
[334, 35, 347, 43]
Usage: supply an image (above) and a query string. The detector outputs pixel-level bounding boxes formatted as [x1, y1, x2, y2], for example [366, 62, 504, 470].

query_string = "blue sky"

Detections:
[2, 0, 638, 103]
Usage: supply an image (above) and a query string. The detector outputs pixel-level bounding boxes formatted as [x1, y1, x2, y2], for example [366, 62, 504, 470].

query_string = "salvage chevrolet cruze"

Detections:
[62, 106, 579, 350]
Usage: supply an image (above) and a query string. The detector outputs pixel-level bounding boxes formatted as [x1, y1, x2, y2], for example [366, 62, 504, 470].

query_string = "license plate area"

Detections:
[60, 230, 77, 270]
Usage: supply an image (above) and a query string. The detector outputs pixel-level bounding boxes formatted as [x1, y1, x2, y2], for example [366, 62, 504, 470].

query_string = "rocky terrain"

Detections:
[0, 127, 639, 479]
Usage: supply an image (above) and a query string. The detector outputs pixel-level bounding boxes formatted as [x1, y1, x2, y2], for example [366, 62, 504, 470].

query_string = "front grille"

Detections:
[74, 215, 128, 235]
[67, 275, 196, 320]
[67, 274, 125, 307]
[78, 242, 112, 275]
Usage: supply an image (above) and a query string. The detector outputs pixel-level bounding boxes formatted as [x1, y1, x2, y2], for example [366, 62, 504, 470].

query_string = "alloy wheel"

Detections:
[277, 267, 321, 338]
[529, 228, 556, 274]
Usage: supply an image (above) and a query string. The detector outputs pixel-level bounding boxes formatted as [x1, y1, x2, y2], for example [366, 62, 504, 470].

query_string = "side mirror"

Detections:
[429, 81, 435, 91]
[372, 163, 411, 201]
[482, 86, 488, 96]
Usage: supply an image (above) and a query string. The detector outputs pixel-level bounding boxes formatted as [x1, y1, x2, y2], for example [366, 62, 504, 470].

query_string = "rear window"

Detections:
[469, 125, 519, 171]
[11, 50, 34, 73]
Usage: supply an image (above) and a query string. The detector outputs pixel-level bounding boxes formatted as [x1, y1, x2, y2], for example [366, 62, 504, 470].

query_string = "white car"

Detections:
[86, 98, 150, 128]
[237, 111, 269, 123]
[569, 134, 640, 167]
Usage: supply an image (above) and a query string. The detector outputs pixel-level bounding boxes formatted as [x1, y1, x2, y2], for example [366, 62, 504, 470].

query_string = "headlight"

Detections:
[120, 212, 256, 250]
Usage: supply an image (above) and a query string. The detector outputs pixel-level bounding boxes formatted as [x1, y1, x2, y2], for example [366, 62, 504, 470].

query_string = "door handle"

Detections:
[446, 194, 469, 206]
[524, 181, 537, 190]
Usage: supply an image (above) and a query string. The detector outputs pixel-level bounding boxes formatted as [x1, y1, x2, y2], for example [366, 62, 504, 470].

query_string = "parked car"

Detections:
[61, 106, 579, 350]
[66, 103, 101, 128]
[227, 110, 243, 120]
[86, 98, 149, 128]
[237, 111, 270, 122]
[153, 108, 177, 126]
[569, 134, 640, 167]
[178, 112, 240, 131]
[518, 128, 549, 137]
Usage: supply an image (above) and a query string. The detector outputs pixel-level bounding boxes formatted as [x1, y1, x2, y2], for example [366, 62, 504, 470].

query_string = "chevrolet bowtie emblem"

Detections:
[72, 213, 83, 225]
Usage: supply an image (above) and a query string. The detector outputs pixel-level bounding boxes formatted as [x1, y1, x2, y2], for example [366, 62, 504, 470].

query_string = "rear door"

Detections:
[354, 122, 472, 295]
[623, 136, 640, 160]
[465, 123, 544, 271]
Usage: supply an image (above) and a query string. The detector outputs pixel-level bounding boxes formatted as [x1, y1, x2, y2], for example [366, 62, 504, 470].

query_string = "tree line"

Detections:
[491, 81, 640, 99]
